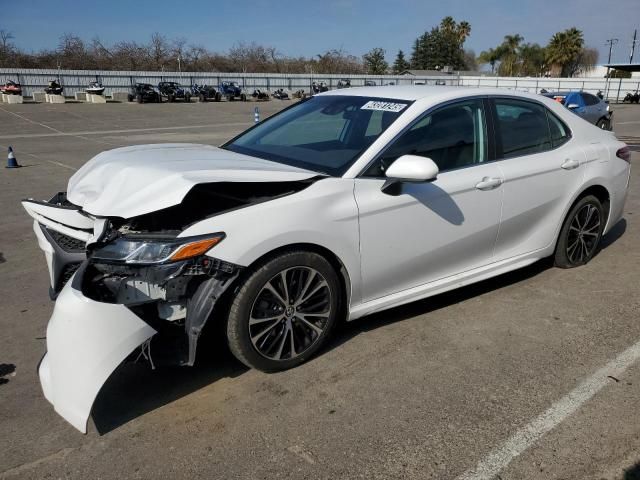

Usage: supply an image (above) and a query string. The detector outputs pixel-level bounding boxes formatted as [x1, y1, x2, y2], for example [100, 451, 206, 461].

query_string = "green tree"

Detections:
[363, 47, 388, 75]
[410, 17, 471, 70]
[546, 27, 584, 77]
[518, 43, 546, 76]
[392, 50, 410, 73]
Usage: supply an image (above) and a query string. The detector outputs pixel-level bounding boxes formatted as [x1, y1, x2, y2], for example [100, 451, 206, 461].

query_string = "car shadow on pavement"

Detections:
[91, 342, 247, 435]
[90, 219, 626, 435]
[625, 461, 640, 480]
[329, 217, 627, 352]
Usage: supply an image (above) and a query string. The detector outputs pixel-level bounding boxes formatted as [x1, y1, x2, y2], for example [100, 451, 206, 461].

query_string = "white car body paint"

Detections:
[23, 86, 630, 432]
[67, 143, 318, 218]
[39, 273, 156, 433]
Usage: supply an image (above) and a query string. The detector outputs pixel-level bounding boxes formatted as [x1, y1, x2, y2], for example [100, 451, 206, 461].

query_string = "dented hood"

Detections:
[67, 143, 317, 218]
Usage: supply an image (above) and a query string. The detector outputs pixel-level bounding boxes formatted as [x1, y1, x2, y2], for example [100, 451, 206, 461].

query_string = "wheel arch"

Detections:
[552, 183, 611, 252]
[240, 242, 353, 321]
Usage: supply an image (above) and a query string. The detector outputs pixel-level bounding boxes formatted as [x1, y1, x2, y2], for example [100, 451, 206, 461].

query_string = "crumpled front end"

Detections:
[23, 191, 247, 432]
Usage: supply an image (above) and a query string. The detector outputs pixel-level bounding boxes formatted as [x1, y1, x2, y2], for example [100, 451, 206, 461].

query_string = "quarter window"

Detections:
[494, 99, 551, 158]
[364, 99, 487, 177]
[547, 111, 571, 148]
[582, 93, 600, 106]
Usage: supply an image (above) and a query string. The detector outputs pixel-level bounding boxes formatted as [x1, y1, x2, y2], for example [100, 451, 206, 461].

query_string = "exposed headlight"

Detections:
[91, 233, 225, 265]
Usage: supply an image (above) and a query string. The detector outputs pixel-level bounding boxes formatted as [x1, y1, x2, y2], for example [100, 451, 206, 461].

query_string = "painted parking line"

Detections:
[456, 339, 640, 480]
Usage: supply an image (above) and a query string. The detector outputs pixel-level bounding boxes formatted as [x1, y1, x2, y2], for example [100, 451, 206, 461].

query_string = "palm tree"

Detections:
[457, 21, 471, 43]
[546, 28, 584, 77]
[478, 48, 501, 74]
[500, 34, 524, 76]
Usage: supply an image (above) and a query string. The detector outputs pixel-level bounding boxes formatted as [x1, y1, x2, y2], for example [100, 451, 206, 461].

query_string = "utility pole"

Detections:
[604, 38, 619, 98]
[630, 29, 638, 64]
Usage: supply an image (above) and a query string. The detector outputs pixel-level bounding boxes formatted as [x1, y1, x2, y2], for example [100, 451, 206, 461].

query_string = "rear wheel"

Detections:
[136, 94, 143, 104]
[226, 251, 340, 372]
[554, 195, 605, 268]
[596, 118, 610, 130]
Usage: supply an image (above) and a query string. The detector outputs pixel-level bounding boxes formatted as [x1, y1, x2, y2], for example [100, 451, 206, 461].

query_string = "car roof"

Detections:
[318, 85, 552, 103]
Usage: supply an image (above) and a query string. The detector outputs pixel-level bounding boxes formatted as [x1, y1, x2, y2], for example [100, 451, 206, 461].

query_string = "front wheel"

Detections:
[226, 251, 341, 372]
[554, 195, 605, 268]
[596, 118, 611, 130]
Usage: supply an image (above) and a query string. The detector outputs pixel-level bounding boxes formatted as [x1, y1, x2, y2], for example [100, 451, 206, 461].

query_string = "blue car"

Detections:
[543, 91, 612, 130]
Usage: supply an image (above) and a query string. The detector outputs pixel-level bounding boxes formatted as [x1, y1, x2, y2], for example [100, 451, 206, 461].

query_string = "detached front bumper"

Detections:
[39, 273, 156, 433]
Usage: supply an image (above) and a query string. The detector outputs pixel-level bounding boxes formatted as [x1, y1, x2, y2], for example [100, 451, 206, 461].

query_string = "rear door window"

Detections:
[494, 99, 552, 158]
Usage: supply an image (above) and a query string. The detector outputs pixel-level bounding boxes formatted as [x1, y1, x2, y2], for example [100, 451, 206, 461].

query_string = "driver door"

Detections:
[354, 98, 504, 302]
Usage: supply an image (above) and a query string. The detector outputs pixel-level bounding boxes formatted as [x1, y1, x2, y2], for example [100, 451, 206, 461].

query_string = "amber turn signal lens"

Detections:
[169, 237, 223, 261]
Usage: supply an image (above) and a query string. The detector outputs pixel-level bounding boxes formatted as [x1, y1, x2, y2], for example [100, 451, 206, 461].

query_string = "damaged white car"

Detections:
[24, 87, 631, 432]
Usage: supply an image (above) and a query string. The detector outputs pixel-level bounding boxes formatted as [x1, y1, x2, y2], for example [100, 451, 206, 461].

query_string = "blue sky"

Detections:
[2, 0, 639, 65]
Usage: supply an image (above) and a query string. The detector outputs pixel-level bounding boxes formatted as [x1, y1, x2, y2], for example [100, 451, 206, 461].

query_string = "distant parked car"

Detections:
[543, 91, 612, 130]
[158, 81, 191, 102]
[128, 83, 160, 103]
[364, 80, 377, 87]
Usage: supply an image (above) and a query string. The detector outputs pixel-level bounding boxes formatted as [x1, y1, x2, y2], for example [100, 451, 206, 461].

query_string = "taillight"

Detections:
[616, 146, 631, 163]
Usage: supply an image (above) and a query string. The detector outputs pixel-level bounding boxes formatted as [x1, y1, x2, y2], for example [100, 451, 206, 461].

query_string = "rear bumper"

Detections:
[39, 273, 156, 433]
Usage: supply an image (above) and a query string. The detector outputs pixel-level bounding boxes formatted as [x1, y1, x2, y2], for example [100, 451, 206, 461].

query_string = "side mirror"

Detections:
[567, 103, 579, 110]
[382, 155, 439, 195]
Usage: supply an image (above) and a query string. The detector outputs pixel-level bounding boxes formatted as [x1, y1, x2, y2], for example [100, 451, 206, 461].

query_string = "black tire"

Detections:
[185, 94, 191, 103]
[215, 92, 221, 102]
[554, 195, 605, 268]
[240, 93, 247, 102]
[596, 118, 610, 130]
[226, 251, 341, 372]
[136, 94, 143, 104]
[199, 93, 206, 103]
[168, 94, 174, 102]
[127, 94, 134, 102]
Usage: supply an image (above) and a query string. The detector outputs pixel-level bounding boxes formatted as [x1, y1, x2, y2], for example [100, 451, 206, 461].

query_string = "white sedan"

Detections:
[23, 86, 631, 432]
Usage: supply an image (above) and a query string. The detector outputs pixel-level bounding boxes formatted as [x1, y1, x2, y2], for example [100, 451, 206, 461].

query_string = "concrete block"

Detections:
[47, 94, 66, 104]
[32, 92, 47, 103]
[111, 92, 130, 102]
[87, 93, 106, 104]
[3, 94, 23, 104]
[75, 92, 87, 101]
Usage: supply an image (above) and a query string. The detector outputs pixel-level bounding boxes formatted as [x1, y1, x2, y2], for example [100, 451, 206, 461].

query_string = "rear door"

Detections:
[490, 97, 585, 260]
[581, 93, 605, 124]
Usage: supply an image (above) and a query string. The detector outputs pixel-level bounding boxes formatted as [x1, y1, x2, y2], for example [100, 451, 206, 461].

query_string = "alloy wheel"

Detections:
[249, 267, 332, 361]
[566, 203, 601, 264]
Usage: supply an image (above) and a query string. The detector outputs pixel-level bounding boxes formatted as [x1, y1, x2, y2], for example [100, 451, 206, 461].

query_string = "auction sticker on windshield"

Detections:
[360, 101, 408, 113]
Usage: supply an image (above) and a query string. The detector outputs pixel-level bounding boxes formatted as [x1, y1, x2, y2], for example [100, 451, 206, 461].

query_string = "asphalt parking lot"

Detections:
[0, 99, 639, 480]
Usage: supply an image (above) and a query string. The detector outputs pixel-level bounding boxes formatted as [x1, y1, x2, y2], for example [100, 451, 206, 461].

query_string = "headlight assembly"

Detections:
[91, 233, 225, 265]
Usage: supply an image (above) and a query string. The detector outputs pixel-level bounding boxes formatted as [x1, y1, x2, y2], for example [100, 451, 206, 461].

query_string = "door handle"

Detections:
[475, 177, 503, 191]
[561, 159, 580, 170]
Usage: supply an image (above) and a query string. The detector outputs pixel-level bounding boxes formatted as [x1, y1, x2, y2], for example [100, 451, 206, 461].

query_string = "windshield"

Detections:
[223, 95, 411, 176]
